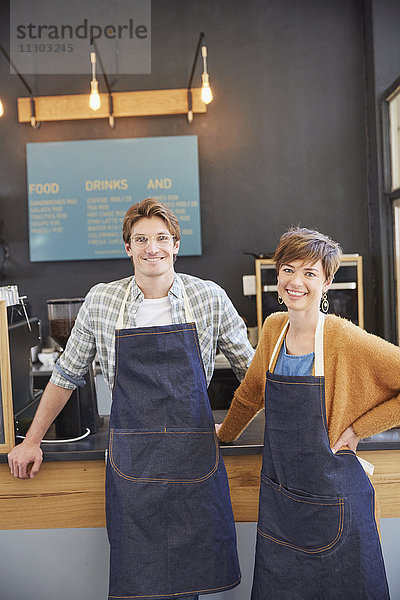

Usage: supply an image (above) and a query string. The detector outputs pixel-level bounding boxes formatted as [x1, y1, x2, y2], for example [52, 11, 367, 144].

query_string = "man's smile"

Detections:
[142, 256, 165, 262]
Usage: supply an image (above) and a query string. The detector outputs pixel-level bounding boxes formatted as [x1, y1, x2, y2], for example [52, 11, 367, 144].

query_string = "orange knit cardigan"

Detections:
[218, 312, 400, 445]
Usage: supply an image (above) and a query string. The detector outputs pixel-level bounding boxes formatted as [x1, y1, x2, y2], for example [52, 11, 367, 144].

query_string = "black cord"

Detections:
[0, 220, 9, 279]
[0, 242, 9, 279]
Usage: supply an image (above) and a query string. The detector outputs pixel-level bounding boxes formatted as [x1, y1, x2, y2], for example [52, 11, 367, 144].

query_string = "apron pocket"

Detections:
[109, 428, 219, 483]
[258, 473, 346, 555]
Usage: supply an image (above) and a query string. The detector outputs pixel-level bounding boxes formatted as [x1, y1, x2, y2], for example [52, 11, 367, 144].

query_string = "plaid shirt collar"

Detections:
[130, 273, 184, 301]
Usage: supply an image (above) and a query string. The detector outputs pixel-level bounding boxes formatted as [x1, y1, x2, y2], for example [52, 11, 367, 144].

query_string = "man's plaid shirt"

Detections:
[51, 272, 254, 392]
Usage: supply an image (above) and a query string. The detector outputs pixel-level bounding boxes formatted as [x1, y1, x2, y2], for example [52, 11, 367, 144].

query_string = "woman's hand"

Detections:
[331, 425, 360, 454]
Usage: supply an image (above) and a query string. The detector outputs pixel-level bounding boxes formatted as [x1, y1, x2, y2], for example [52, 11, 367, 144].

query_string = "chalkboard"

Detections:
[0, 301, 14, 453]
[26, 136, 202, 262]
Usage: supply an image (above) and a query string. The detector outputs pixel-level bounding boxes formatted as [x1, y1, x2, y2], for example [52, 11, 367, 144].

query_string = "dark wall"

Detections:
[364, 0, 400, 342]
[0, 0, 375, 336]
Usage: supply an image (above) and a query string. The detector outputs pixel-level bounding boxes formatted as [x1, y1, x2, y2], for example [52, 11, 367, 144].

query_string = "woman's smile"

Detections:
[285, 289, 307, 298]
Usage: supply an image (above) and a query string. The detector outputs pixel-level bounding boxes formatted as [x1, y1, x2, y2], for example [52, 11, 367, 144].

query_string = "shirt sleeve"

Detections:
[49, 290, 97, 390]
[216, 289, 255, 381]
[346, 325, 400, 438]
[327, 317, 400, 439]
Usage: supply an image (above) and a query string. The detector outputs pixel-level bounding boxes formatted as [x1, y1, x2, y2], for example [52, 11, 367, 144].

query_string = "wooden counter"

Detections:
[1, 449, 399, 530]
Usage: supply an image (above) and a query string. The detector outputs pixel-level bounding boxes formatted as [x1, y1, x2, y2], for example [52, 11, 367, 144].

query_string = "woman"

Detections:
[217, 227, 400, 600]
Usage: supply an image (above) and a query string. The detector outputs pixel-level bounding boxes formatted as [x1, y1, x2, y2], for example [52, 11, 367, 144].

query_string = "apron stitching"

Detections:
[257, 500, 344, 553]
[261, 474, 343, 505]
[318, 378, 330, 442]
[109, 429, 220, 483]
[191, 327, 208, 387]
[265, 379, 322, 386]
[116, 327, 195, 338]
[112, 333, 121, 394]
[107, 575, 242, 598]
[366, 479, 389, 585]
[113, 431, 213, 435]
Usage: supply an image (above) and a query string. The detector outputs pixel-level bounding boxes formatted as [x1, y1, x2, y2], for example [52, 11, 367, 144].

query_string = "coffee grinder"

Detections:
[47, 298, 103, 438]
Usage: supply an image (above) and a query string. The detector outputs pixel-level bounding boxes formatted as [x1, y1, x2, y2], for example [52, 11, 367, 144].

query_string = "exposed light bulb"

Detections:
[0, 98, 4, 117]
[201, 73, 213, 104]
[89, 79, 101, 111]
[89, 51, 101, 111]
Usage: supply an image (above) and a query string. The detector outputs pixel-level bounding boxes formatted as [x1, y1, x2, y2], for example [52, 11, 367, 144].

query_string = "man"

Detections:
[8, 198, 254, 600]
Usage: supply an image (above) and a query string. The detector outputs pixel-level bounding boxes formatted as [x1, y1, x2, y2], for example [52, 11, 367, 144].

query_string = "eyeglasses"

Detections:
[130, 234, 175, 249]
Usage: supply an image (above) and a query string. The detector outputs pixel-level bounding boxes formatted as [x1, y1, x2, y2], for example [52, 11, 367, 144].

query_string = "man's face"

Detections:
[125, 216, 180, 280]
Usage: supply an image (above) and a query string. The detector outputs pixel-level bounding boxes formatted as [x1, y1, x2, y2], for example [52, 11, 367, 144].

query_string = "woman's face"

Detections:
[277, 259, 331, 314]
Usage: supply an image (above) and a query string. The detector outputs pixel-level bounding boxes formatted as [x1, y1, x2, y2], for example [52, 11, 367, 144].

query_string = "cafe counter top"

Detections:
[0, 410, 264, 463]
[2, 409, 399, 464]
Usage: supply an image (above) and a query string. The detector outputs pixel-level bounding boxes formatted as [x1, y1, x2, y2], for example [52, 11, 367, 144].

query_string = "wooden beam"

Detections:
[0, 302, 15, 455]
[17, 88, 206, 123]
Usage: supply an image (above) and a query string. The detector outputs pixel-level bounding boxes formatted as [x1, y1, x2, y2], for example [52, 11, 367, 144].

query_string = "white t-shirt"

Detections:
[135, 296, 173, 327]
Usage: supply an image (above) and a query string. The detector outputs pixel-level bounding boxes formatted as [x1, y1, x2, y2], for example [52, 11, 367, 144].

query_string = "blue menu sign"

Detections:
[27, 136, 201, 261]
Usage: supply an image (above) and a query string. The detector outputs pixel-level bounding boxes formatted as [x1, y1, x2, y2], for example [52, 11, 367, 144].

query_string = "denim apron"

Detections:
[106, 277, 240, 600]
[251, 313, 390, 600]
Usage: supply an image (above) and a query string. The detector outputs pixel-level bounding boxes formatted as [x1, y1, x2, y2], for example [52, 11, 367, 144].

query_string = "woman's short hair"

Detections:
[273, 227, 342, 281]
[122, 198, 181, 244]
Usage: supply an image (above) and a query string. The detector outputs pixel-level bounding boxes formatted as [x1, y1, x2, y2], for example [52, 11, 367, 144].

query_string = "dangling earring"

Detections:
[321, 292, 329, 313]
[278, 295, 284, 305]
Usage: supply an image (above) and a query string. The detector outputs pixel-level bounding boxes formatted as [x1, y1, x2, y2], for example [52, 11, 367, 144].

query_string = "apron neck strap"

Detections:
[314, 311, 325, 376]
[268, 312, 325, 376]
[268, 319, 289, 371]
[115, 275, 195, 330]
[116, 280, 133, 330]
[175, 275, 195, 323]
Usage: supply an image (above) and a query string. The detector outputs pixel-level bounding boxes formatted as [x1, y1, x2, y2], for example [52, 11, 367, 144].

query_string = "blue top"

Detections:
[274, 339, 314, 376]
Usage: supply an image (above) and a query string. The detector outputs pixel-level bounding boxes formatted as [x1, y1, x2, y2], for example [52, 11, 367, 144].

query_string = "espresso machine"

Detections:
[47, 298, 103, 438]
[8, 316, 42, 438]
[1, 285, 43, 438]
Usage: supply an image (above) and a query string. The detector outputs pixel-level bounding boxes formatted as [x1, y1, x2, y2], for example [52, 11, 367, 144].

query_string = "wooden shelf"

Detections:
[17, 87, 207, 123]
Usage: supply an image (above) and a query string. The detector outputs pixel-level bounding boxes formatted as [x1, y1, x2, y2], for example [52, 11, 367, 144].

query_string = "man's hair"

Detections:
[122, 198, 181, 244]
[273, 226, 342, 281]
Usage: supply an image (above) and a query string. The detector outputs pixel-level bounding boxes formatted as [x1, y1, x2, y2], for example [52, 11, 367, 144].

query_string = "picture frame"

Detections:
[0, 300, 15, 454]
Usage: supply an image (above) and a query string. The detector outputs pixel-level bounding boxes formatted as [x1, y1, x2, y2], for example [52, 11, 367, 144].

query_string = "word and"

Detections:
[147, 178, 172, 189]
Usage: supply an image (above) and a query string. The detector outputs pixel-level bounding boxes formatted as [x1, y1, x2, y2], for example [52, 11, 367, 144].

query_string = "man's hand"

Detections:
[7, 381, 72, 479]
[8, 440, 43, 479]
[331, 425, 360, 454]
